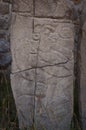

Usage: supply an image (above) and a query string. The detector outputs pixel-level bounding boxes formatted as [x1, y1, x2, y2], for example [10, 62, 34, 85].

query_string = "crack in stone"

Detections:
[11, 60, 69, 75]
[33, 21, 41, 124]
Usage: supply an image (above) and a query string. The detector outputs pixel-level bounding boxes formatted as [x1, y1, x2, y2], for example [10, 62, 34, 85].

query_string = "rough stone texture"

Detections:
[0, 39, 11, 67]
[12, 0, 33, 15]
[0, 2, 11, 30]
[3, 0, 12, 3]
[11, 13, 74, 130]
[11, 70, 35, 128]
[11, 14, 39, 73]
[35, 0, 71, 18]
[34, 18, 74, 67]
[0, 2, 9, 15]
[80, 22, 86, 130]
[0, 17, 10, 30]
[0, 1, 12, 69]
[34, 68, 73, 130]
[0, 30, 8, 39]
[10, 0, 75, 130]
[33, 18, 74, 130]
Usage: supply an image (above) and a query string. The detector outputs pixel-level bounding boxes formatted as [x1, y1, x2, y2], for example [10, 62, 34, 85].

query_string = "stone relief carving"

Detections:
[10, 0, 86, 129]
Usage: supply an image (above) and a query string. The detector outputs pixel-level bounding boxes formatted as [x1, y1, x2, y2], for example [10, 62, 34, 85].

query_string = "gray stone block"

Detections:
[12, 0, 33, 15]
[0, 39, 10, 53]
[0, 15, 10, 29]
[35, 0, 71, 18]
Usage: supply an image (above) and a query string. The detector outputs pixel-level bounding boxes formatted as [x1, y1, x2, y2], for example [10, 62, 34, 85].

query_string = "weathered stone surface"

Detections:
[0, 12, 11, 29]
[33, 18, 74, 130]
[13, 0, 33, 15]
[34, 67, 73, 130]
[0, 39, 11, 68]
[0, 30, 7, 39]
[80, 22, 86, 130]
[11, 16, 74, 130]
[0, 1, 11, 71]
[0, 52, 11, 67]
[34, 18, 74, 67]
[11, 1, 75, 130]
[0, 2, 11, 30]
[11, 69, 35, 128]
[3, 0, 12, 3]
[35, 0, 72, 18]
[0, 2, 9, 15]
[11, 13, 40, 73]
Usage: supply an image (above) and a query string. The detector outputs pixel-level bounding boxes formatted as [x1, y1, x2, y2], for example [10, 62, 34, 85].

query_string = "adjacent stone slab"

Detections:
[35, 0, 71, 18]
[13, 0, 33, 15]
[80, 22, 86, 130]
[11, 13, 40, 73]
[11, 69, 35, 129]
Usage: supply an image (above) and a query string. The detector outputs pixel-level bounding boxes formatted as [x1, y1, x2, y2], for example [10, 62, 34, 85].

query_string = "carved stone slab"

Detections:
[11, 15, 74, 129]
